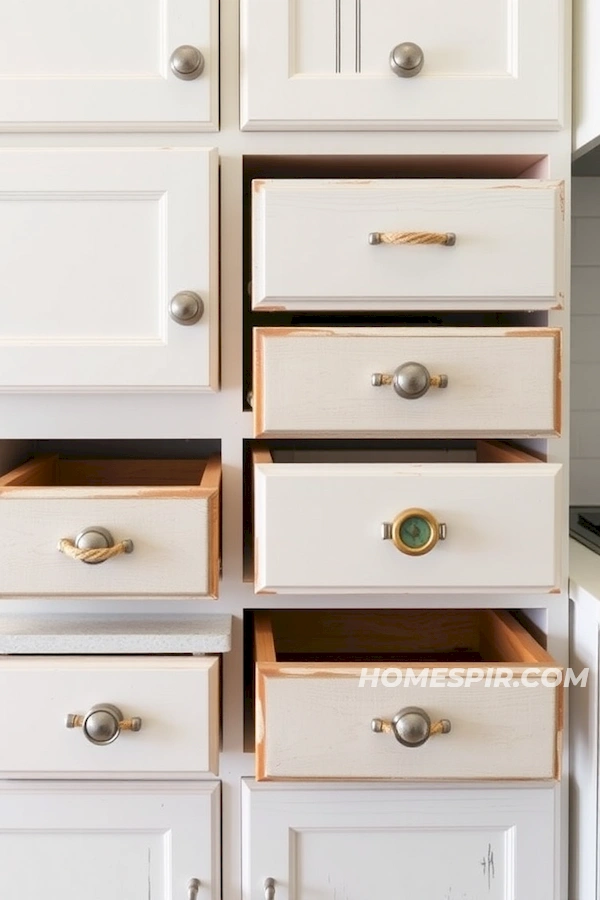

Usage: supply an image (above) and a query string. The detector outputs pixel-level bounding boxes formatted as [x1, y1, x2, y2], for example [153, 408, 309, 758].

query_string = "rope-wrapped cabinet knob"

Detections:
[372, 362, 448, 399]
[58, 526, 134, 565]
[369, 231, 456, 246]
[372, 707, 451, 748]
[66, 703, 142, 745]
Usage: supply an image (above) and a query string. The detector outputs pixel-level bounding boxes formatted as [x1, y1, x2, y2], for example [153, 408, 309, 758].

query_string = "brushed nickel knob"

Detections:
[393, 362, 448, 399]
[390, 42, 424, 77]
[170, 45, 205, 80]
[170, 291, 204, 326]
[66, 703, 142, 746]
[72, 526, 134, 566]
[372, 708, 451, 748]
[264, 879, 276, 900]
[188, 879, 201, 900]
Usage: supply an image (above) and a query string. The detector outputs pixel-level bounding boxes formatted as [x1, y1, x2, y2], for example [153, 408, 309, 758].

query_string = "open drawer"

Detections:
[0, 455, 221, 598]
[252, 441, 561, 594]
[253, 609, 563, 781]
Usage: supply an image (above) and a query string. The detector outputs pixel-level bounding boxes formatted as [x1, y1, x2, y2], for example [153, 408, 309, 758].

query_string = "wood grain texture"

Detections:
[253, 326, 562, 438]
[252, 180, 564, 310]
[0, 656, 220, 777]
[0, 454, 58, 487]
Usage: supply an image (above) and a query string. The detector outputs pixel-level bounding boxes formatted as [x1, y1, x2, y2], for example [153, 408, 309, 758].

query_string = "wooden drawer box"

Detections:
[253, 326, 562, 438]
[0, 656, 220, 778]
[252, 442, 561, 594]
[251, 179, 564, 311]
[242, 781, 558, 900]
[0, 455, 220, 599]
[253, 610, 563, 781]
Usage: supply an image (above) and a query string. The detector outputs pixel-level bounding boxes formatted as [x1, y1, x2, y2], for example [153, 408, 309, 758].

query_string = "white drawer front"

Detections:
[0, 657, 219, 777]
[254, 327, 561, 437]
[0, 149, 218, 391]
[242, 782, 557, 900]
[254, 461, 562, 593]
[0, 0, 218, 130]
[0, 496, 216, 598]
[241, 0, 562, 130]
[0, 782, 219, 900]
[258, 669, 560, 780]
[252, 180, 564, 311]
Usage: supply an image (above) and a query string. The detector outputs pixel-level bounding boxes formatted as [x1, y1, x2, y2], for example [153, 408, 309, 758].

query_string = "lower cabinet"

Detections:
[0, 781, 220, 900]
[242, 780, 558, 900]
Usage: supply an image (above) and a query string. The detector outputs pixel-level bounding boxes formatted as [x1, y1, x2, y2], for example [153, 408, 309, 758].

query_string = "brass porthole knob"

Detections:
[381, 508, 446, 556]
[372, 708, 451, 748]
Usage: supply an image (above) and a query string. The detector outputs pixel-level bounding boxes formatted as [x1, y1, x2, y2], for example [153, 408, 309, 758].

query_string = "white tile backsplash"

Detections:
[572, 177, 600, 504]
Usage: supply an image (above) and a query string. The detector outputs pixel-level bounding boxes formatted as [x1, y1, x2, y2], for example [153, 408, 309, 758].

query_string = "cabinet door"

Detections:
[0, 782, 220, 900]
[0, 0, 217, 131]
[242, 781, 557, 900]
[574, 0, 600, 154]
[0, 149, 218, 392]
[241, 0, 563, 130]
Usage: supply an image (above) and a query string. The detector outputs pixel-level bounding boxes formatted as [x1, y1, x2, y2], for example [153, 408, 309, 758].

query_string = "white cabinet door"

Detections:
[241, 0, 563, 130]
[0, 0, 218, 130]
[0, 149, 218, 392]
[0, 782, 220, 900]
[574, 0, 600, 155]
[242, 781, 557, 900]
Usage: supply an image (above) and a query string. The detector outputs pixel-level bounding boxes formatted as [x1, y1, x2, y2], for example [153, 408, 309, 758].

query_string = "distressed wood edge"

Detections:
[254, 612, 276, 663]
[480, 610, 559, 665]
[476, 439, 545, 464]
[0, 454, 58, 488]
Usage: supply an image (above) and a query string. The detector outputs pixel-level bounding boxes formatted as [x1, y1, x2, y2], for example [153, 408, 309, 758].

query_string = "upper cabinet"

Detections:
[241, 0, 564, 131]
[0, 0, 218, 131]
[0, 149, 218, 392]
[574, 0, 600, 155]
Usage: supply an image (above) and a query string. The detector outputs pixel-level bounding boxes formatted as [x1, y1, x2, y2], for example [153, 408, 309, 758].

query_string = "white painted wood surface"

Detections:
[0, 781, 220, 900]
[257, 666, 561, 780]
[574, 0, 600, 155]
[252, 180, 564, 310]
[0, 494, 217, 598]
[254, 327, 561, 437]
[0, 656, 219, 777]
[0, 0, 218, 131]
[254, 456, 562, 593]
[0, 149, 218, 391]
[242, 781, 557, 900]
[241, 0, 563, 130]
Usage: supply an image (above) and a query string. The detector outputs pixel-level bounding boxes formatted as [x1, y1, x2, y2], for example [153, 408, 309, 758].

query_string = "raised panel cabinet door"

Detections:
[0, 0, 218, 130]
[242, 781, 557, 900]
[241, 0, 563, 130]
[0, 782, 220, 900]
[0, 149, 218, 392]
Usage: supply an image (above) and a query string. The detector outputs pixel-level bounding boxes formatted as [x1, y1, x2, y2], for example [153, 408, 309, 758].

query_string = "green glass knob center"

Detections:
[399, 515, 432, 550]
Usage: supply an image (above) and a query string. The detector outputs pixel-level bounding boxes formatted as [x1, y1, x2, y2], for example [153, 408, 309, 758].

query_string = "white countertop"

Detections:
[0, 613, 232, 655]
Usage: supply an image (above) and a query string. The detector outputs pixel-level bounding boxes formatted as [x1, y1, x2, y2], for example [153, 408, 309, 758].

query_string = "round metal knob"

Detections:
[169, 291, 204, 326]
[188, 879, 201, 900]
[390, 42, 424, 78]
[66, 703, 142, 745]
[393, 362, 447, 399]
[170, 45, 205, 80]
[392, 707, 451, 747]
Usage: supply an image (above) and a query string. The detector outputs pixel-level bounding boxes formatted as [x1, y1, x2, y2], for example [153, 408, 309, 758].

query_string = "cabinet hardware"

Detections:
[371, 362, 448, 399]
[188, 879, 201, 900]
[170, 291, 205, 326]
[372, 707, 451, 747]
[65, 703, 142, 746]
[368, 231, 456, 246]
[170, 46, 205, 80]
[381, 508, 446, 556]
[389, 42, 424, 77]
[264, 878, 276, 900]
[58, 526, 134, 565]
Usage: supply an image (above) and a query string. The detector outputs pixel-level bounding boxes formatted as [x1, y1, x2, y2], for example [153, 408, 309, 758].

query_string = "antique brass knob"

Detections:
[390, 42, 424, 77]
[381, 508, 446, 556]
[66, 704, 142, 745]
[372, 707, 451, 747]
[372, 362, 448, 399]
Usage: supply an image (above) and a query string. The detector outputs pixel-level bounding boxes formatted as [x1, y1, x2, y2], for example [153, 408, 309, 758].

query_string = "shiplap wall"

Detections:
[572, 177, 600, 504]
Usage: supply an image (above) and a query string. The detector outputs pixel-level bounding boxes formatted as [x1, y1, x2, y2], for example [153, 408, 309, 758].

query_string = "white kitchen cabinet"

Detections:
[0, 656, 220, 777]
[253, 327, 562, 438]
[253, 443, 562, 594]
[242, 780, 557, 900]
[252, 180, 564, 311]
[0, 781, 220, 900]
[574, 0, 600, 155]
[0, 149, 218, 393]
[241, 0, 563, 130]
[0, 0, 218, 131]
